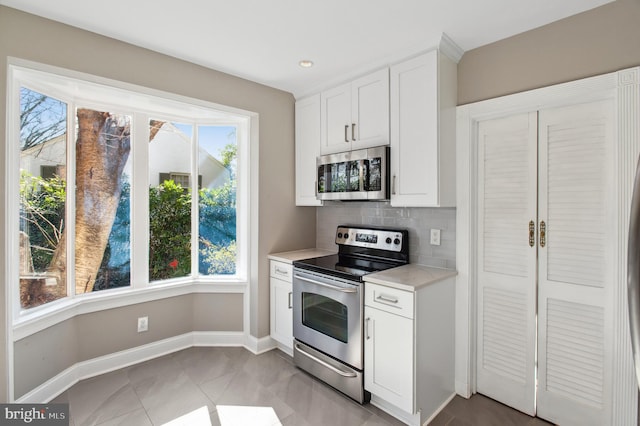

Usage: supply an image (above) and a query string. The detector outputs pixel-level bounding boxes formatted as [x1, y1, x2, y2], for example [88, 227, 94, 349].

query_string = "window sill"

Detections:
[12, 280, 248, 341]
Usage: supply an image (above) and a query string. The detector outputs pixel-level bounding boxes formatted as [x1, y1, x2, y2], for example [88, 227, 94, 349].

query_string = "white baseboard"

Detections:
[16, 331, 253, 403]
[370, 392, 456, 426]
[192, 331, 246, 347]
[422, 393, 456, 426]
[245, 334, 277, 354]
[274, 342, 293, 358]
[455, 379, 472, 398]
[370, 395, 421, 426]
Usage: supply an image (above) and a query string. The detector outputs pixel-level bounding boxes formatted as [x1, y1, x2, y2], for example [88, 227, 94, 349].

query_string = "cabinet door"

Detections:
[270, 277, 293, 349]
[320, 83, 351, 155]
[476, 112, 538, 416]
[295, 94, 322, 206]
[364, 306, 414, 413]
[536, 100, 614, 425]
[351, 68, 389, 150]
[389, 51, 439, 207]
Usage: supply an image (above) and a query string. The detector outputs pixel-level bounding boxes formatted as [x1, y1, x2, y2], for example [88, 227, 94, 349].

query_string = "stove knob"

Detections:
[385, 237, 392, 244]
[394, 238, 401, 245]
[337, 232, 343, 239]
[344, 233, 349, 239]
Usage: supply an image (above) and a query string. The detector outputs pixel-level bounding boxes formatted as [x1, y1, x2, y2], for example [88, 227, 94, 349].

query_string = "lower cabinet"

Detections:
[364, 276, 455, 426]
[269, 260, 293, 354]
[364, 299, 414, 412]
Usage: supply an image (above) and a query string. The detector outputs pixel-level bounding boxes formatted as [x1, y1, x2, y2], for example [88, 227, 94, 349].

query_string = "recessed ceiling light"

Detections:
[299, 60, 314, 68]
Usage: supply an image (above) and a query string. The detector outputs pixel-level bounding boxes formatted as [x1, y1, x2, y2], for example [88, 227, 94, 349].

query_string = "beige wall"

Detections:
[0, 6, 316, 402]
[13, 294, 243, 398]
[458, 0, 640, 105]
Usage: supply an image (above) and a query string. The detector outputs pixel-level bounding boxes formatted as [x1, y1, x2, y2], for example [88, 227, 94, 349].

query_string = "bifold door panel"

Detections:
[476, 112, 537, 416]
[476, 100, 614, 425]
[536, 101, 613, 425]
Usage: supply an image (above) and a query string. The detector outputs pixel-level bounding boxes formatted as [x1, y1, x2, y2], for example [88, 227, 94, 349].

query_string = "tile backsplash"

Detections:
[316, 202, 456, 269]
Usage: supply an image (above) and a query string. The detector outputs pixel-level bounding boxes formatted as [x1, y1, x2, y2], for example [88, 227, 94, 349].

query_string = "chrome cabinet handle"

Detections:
[295, 343, 357, 377]
[294, 274, 357, 293]
[275, 267, 288, 276]
[351, 123, 356, 141]
[392, 175, 397, 195]
[288, 292, 293, 309]
[529, 220, 535, 247]
[540, 220, 546, 248]
[365, 317, 371, 340]
[344, 125, 349, 143]
[376, 294, 399, 304]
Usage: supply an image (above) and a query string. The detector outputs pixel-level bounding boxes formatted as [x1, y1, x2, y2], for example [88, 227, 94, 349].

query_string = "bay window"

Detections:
[9, 64, 248, 319]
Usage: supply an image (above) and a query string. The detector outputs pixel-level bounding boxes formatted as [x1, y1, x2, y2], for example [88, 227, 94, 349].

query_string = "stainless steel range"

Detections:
[292, 225, 409, 403]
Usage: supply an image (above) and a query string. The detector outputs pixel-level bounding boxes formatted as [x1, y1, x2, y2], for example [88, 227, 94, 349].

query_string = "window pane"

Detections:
[19, 87, 67, 309]
[198, 125, 237, 275]
[75, 108, 131, 294]
[149, 121, 192, 280]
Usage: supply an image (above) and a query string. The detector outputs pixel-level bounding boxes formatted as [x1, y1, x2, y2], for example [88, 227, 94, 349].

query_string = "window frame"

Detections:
[6, 60, 255, 337]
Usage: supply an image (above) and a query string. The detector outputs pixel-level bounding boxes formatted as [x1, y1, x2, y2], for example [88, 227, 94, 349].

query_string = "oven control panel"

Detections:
[335, 226, 405, 252]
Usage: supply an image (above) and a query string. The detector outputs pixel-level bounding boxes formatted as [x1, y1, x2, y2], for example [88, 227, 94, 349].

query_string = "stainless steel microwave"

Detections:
[316, 146, 389, 201]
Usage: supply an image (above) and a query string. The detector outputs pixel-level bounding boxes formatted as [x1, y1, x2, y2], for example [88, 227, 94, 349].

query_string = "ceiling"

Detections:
[1, 0, 613, 98]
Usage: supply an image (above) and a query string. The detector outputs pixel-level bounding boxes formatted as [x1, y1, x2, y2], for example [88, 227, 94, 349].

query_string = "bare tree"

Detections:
[20, 87, 67, 150]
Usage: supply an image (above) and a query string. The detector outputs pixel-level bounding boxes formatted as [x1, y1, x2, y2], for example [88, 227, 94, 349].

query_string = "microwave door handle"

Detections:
[359, 160, 365, 192]
[294, 274, 358, 293]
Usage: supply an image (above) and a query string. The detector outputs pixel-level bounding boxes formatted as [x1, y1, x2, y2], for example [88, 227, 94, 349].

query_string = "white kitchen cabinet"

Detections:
[389, 50, 456, 207]
[269, 260, 293, 354]
[320, 68, 389, 155]
[364, 284, 414, 413]
[364, 270, 455, 426]
[295, 94, 322, 206]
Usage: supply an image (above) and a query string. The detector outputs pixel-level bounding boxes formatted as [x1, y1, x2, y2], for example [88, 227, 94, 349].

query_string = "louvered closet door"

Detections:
[537, 100, 614, 425]
[476, 112, 538, 415]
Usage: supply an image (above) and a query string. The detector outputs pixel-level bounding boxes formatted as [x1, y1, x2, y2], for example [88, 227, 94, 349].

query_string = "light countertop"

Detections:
[365, 264, 457, 292]
[268, 248, 336, 264]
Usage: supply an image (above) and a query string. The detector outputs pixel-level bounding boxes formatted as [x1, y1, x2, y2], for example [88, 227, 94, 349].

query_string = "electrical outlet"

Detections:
[430, 229, 441, 246]
[137, 316, 148, 332]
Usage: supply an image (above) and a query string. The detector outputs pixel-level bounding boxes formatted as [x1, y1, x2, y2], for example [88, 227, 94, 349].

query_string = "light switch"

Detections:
[430, 229, 441, 246]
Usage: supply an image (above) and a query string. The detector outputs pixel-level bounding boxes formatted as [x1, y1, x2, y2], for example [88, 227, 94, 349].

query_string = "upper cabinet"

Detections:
[320, 68, 390, 155]
[295, 94, 322, 206]
[390, 50, 457, 207]
[295, 36, 460, 207]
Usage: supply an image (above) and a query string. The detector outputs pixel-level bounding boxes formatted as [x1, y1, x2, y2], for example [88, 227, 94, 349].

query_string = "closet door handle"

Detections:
[351, 123, 356, 141]
[529, 220, 535, 247]
[540, 221, 546, 248]
[344, 125, 349, 143]
[392, 175, 397, 195]
[288, 292, 293, 309]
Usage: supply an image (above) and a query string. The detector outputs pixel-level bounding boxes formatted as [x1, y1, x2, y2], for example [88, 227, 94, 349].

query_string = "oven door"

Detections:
[292, 268, 363, 369]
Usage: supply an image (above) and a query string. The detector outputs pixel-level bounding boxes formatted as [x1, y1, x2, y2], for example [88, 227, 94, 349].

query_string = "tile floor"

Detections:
[52, 347, 553, 426]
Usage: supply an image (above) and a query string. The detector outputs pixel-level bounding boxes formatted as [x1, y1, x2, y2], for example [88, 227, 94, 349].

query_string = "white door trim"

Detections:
[455, 67, 639, 425]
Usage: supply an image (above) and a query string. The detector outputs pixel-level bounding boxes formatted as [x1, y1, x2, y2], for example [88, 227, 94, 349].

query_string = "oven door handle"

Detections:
[294, 275, 358, 293]
[295, 343, 358, 378]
